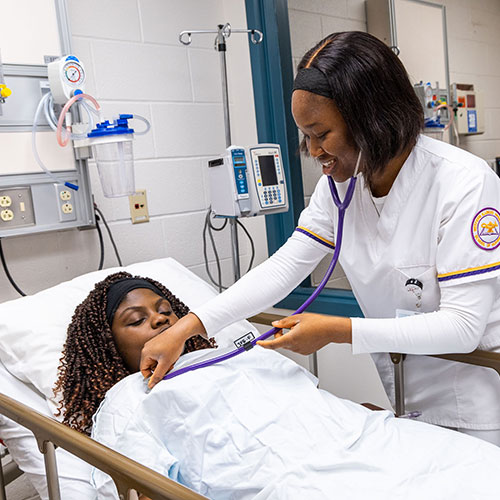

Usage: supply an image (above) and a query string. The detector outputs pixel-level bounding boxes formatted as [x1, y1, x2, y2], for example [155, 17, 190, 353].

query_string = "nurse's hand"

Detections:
[256, 313, 351, 355]
[140, 313, 207, 389]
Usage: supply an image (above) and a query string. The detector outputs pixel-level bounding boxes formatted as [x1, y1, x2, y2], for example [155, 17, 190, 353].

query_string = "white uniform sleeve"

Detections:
[436, 163, 500, 286]
[192, 234, 327, 336]
[193, 175, 339, 337]
[295, 174, 337, 253]
[352, 278, 497, 354]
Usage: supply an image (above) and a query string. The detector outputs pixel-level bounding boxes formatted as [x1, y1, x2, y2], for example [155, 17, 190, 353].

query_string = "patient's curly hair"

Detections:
[54, 272, 215, 435]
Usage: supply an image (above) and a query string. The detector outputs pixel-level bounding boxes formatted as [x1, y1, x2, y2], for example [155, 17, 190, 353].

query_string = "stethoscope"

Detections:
[163, 151, 362, 381]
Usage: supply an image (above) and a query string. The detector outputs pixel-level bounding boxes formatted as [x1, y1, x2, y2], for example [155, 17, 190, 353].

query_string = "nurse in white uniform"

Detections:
[141, 32, 500, 445]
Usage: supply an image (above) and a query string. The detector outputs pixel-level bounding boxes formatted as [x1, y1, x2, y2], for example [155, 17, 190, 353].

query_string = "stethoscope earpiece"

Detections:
[353, 149, 362, 178]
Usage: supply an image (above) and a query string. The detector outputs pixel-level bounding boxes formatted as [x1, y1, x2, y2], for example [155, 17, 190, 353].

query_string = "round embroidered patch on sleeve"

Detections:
[471, 207, 500, 250]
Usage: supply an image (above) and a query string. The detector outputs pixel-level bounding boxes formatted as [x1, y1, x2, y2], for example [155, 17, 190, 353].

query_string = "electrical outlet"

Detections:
[128, 189, 149, 224]
[61, 203, 73, 214]
[0, 187, 35, 229]
[60, 190, 71, 201]
[55, 184, 77, 222]
[1, 209, 14, 221]
[0, 195, 12, 207]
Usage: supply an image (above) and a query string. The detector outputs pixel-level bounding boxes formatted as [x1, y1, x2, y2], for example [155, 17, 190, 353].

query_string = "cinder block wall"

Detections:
[0, 0, 268, 302]
[288, 0, 500, 289]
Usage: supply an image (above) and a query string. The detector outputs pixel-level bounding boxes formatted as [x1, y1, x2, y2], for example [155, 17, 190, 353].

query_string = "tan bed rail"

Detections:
[249, 312, 500, 415]
[0, 392, 207, 500]
[249, 312, 500, 375]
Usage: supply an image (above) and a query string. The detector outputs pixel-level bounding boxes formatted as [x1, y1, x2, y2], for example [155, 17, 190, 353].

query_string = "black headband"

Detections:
[105, 277, 164, 326]
[293, 67, 332, 99]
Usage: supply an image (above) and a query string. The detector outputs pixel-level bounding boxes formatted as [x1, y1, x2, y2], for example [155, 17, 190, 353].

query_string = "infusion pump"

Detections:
[208, 144, 289, 217]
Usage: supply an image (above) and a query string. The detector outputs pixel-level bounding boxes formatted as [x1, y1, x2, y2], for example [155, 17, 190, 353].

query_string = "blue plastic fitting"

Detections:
[64, 182, 79, 191]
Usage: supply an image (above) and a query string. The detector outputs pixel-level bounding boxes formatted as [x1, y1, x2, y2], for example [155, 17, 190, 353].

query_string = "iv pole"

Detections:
[179, 23, 263, 282]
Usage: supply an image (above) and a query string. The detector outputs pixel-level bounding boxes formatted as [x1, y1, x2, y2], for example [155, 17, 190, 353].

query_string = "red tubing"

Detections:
[56, 93, 100, 147]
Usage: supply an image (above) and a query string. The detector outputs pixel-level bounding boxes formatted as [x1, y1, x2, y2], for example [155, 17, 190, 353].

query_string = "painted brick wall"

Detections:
[288, 0, 500, 289]
[0, 0, 268, 302]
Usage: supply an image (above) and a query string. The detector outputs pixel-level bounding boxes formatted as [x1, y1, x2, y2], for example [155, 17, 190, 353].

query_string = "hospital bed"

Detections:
[0, 257, 237, 500]
[0, 390, 206, 500]
[1, 258, 500, 500]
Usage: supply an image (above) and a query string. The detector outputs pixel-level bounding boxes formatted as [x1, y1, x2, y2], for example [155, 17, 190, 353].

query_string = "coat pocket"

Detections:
[392, 264, 439, 312]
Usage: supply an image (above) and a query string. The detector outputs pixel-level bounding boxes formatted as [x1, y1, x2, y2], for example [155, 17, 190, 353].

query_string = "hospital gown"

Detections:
[91, 347, 500, 499]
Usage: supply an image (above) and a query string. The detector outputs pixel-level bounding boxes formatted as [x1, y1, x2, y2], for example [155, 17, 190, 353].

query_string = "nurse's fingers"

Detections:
[272, 316, 300, 329]
[257, 334, 290, 350]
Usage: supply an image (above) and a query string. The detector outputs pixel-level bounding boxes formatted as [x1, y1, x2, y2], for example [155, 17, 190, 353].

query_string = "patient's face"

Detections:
[111, 288, 179, 372]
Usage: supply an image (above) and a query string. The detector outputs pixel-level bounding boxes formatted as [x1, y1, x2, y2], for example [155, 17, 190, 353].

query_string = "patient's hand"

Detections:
[257, 313, 352, 354]
[140, 312, 207, 388]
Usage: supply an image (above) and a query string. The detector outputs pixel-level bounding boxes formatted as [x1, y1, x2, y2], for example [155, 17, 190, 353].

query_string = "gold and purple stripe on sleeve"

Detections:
[295, 226, 335, 250]
[438, 261, 500, 282]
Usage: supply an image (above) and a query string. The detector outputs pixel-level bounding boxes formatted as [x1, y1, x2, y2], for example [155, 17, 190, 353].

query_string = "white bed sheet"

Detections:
[92, 346, 500, 500]
[0, 360, 96, 500]
[0, 257, 259, 499]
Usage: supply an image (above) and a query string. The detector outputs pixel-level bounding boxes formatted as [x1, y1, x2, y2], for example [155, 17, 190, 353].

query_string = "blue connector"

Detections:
[64, 182, 79, 191]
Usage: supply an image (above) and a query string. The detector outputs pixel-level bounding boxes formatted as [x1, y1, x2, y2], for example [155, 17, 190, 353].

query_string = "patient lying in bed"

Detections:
[56, 273, 500, 500]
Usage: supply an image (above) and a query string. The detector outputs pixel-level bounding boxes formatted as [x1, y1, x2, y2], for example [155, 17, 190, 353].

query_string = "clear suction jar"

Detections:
[87, 115, 136, 198]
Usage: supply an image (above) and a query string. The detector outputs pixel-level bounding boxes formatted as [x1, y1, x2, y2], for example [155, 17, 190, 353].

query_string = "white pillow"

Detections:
[0, 360, 96, 500]
[0, 257, 257, 404]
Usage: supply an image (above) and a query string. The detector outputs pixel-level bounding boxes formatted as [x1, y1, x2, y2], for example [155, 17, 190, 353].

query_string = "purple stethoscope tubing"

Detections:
[163, 175, 357, 381]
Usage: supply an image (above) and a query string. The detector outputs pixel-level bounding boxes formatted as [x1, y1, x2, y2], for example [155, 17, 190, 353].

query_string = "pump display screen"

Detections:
[233, 156, 245, 163]
[258, 155, 278, 186]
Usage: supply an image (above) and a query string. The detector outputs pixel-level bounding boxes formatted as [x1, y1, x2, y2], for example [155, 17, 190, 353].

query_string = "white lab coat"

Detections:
[297, 134, 500, 429]
[195, 135, 500, 430]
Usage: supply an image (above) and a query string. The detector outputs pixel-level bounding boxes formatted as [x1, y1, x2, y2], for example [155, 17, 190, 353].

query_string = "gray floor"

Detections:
[2, 452, 41, 500]
[5, 473, 40, 500]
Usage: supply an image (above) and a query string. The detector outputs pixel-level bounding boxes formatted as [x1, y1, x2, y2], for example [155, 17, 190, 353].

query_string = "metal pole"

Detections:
[42, 441, 61, 500]
[180, 24, 262, 283]
[216, 25, 241, 282]
[230, 220, 241, 280]
[391, 353, 405, 416]
[309, 352, 318, 378]
[0, 459, 6, 500]
[217, 27, 231, 148]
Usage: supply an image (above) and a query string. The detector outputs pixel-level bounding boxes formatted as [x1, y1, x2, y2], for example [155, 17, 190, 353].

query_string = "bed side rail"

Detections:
[249, 312, 500, 376]
[390, 349, 500, 415]
[431, 350, 500, 376]
[249, 313, 500, 415]
[0, 392, 207, 500]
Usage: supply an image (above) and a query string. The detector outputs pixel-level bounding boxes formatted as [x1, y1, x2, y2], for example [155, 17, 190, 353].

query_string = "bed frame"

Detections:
[1, 312, 499, 499]
[0, 392, 207, 500]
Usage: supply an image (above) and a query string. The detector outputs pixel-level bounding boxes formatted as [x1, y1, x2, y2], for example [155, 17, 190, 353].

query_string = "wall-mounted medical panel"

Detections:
[452, 83, 485, 135]
[0, 66, 53, 132]
[0, 0, 95, 237]
[0, 169, 94, 238]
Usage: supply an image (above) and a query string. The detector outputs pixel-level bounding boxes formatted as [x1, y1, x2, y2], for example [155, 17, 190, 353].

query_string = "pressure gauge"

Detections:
[48, 55, 87, 104]
[63, 61, 85, 86]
